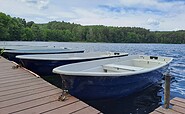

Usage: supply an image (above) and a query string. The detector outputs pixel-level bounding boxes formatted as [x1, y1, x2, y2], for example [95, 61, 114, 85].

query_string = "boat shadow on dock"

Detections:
[40, 74, 64, 89]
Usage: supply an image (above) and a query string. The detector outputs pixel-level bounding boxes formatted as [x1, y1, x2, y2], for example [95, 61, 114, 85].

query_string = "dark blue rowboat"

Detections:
[16, 52, 128, 75]
[53, 55, 173, 100]
[0, 45, 49, 50]
[3, 48, 84, 63]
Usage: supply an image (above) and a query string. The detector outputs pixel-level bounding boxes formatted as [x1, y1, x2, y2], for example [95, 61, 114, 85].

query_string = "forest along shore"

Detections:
[0, 12, 185, 44]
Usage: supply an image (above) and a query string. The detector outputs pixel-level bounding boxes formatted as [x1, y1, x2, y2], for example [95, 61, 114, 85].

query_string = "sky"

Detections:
[0, 0, 185, 31]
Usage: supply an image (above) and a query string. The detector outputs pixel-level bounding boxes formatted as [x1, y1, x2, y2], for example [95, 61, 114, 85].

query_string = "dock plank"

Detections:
[0, 57, 100, 114]
[171, 105, 185, 114]
[0, 93, 61, 114]
[41, 101, 88, 114]
[71, 106, 101, 114]
[0, 88, 61, 108]
[151, 97, 185, 114]
[0, 83, 50, 96]
[170, 99, 185, 108]
[0, 86, 56, 102]
[0, 80, 46, 92]
[0, 72, 31, 79]
[0, 81, 46, 92]
[0, 78, 42, 88]
[12, 97, 79, 114]
[149, 111, 163, 114]
[0, 70, 32, 76]
[0, 76, 37, 85]
[0, 74, 36, 82]
[173, 97, 185, 104]
[155, 106, 182, 114]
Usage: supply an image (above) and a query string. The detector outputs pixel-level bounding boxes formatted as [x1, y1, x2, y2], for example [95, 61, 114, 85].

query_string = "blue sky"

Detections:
[0, 0, 185, 31]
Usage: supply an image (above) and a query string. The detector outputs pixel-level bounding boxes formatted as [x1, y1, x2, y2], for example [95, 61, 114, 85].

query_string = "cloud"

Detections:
[159, 0, 185, 3]
[70, 7, 145, 27]
[98, 5, 122, 13]
[19, 0, 50, 9]
[98, 5, 165, 16]
[22, 0, 37, 4]
[119, 0, 185, 15]
[38, 0, 49, 9]
[147, 18, 160, 26]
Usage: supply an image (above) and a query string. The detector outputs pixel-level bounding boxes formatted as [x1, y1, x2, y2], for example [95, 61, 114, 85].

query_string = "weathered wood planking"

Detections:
[150, 97, 185, 114]
[0, 56, 101, 114]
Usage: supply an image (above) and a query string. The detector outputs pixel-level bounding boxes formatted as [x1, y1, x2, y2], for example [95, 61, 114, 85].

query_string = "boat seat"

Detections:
[102, 64, 144, 72]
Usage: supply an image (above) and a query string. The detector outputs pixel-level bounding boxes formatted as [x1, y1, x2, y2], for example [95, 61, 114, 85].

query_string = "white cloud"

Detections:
[119, 0, 185, 12]
[119, 0, 157, 7]
[19, 0, 50, 9]
[159, 12, 185, 31]
[147, 18, 160, 26]
[37, 0, 49, 9]
[70, 7, 148, 27]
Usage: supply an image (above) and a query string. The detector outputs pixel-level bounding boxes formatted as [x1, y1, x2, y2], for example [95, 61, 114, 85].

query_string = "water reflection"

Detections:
[85, 83, 163, 114]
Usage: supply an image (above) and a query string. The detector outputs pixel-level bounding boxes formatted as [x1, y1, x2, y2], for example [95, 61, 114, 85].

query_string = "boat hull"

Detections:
[60, 65, 168, 100]
[20, 54, 128, 75]
[2, 50, 84, 63]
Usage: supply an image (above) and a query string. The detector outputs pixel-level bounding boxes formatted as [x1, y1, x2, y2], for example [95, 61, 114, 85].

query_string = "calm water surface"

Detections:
[1, 41, 185, 114]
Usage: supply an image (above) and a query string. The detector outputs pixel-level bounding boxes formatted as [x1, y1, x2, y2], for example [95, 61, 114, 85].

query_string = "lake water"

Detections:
[1, 41, 185, 114]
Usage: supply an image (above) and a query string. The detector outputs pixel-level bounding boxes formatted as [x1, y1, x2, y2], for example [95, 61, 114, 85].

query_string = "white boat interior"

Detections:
[53, 55, 173, 76]
[16, 52, 128, 60]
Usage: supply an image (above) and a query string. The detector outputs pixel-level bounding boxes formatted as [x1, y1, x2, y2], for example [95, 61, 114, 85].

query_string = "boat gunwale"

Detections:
[15, 52, 129, 61]
[53, 56, 173, 77]
[3, 50, 84, 54]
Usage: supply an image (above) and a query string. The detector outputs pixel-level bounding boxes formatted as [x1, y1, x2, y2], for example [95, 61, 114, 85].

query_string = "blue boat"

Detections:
[2, 48, 84, 63]
[16, 52, 128, 75]
[0, 45, 49, 51]
[53, 55, 173, 100]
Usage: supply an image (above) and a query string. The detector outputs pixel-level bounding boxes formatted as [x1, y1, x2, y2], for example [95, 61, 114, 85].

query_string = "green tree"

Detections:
[31, 24, 44, 41]
[0, 12, 10, 40]
[0, 12, 185, 43]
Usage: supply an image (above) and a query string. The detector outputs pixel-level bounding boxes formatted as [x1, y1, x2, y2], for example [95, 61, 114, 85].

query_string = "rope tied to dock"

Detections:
[12, 64, 22, 69]
[58, 75, 70, 101]
[58, 90, 70, 101]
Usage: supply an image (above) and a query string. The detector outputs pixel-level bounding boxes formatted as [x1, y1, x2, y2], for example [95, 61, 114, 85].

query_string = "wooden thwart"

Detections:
[0, 57, 100, 114]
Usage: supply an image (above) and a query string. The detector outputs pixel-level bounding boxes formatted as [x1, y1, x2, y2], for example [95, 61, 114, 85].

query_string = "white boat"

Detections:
[53, 55, 173, 100]
[16, 52, 128, 75]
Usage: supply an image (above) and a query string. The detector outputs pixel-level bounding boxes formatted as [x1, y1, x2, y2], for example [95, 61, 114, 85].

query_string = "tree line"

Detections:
[0, 12, 185, 43]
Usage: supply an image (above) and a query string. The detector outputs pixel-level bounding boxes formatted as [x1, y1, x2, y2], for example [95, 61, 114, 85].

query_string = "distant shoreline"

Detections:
[0, 12, 185, 44]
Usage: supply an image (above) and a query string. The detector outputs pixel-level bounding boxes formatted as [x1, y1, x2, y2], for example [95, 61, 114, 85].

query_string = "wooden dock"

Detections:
[151, 97, 185, 114]
[0, 57, 101, 114]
